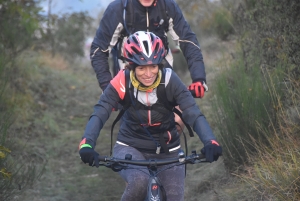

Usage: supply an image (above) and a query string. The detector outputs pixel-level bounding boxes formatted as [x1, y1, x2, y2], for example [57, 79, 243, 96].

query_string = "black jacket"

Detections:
[90, 0, 206, 90]
[82, 69, 215, 154]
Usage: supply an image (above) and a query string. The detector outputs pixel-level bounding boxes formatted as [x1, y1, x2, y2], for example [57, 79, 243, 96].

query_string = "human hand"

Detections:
[188, 81, 208, 98]
[79, 147, 100, 167]
[201, 140, 222, 163]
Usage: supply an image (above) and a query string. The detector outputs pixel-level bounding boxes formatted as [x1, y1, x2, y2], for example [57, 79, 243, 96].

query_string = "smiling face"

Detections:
[138, 0, 155, 7]
[135, 65, 159, 86]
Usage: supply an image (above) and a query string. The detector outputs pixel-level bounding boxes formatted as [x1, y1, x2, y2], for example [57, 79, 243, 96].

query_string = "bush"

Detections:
[40, 12, 93, 62]
[211, 0, 300, 199]
[0, 1, 45, 200]
[212, 53, 284, 169]
[201, 7, 235, 40]
[233, 0, 300, 78]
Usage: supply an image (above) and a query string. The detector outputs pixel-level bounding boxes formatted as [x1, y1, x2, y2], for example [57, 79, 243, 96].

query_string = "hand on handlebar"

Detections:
[79, 147, 100, 168]
[188, 80, 208, 98]
[201, 140, 222, 163]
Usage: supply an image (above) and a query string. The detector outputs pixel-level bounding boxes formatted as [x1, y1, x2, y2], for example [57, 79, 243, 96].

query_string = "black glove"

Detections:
[201, 140, 222, 163]
[79, 147, 100, 167]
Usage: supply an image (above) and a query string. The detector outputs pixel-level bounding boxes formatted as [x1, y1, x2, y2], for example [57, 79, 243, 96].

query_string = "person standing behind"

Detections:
[90, 0, 208, 99]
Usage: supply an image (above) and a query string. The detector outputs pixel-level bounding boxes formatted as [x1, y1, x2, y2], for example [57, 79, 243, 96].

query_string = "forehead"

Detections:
[136, 64, 158, 68]
[139, 0, 155, 2]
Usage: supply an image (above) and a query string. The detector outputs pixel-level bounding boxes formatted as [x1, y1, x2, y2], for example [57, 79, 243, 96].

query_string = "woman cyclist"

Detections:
[79, 31, 222, 201]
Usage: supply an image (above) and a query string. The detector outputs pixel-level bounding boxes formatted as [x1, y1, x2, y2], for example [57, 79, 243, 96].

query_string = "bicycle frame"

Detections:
[98, 150, 208, 201]
[147, 167, 164, 201]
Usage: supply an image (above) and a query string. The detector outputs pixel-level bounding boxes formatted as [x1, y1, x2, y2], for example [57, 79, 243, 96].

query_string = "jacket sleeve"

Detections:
[167, 0, 206, 83]
[90, 0, 124, 90]
[82, 81, 122, 148]
[165, 70, 216, 145]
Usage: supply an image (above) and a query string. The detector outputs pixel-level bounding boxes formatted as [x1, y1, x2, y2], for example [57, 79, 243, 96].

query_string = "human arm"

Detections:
[90, 1, 124, 91]
[79, 74, 123, 165]
[165, 70, 222, 161]
[80, 86, 119, 148]
[166, 0, 208, 97]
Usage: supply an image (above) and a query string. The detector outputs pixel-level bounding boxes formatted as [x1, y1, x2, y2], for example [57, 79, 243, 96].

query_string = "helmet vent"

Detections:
[127, 52, 133, 58]
[132, 36, 139, 45]
[143, 41, 149, 55]
[150, 33, 154, 41]
[154, 43, 159, 52]
[131, 46, 140, 55]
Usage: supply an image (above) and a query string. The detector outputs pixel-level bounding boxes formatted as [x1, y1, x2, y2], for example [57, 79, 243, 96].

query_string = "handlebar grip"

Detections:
[98, 155, 107, 161]
[197, 153, 206, 160]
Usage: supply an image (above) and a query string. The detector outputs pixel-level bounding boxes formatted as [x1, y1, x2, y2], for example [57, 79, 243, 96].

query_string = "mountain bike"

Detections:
[98, 150, 209, 201]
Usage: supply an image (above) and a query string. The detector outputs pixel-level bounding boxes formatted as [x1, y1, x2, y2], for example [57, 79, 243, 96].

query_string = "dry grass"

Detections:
[38, 51, 69, 70]
[237, 74, 300, 200]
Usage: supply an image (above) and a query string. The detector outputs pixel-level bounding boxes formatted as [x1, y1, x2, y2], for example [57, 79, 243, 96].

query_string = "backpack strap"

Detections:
[172, 108, 194, 137]
[156, 69, 174, 111]
[157, 69, 195, 137]
[156, 68, 193, 158]
[115, 0, 134, 66]
[156, 0, 169, 33]
[121, 0, 134, 35]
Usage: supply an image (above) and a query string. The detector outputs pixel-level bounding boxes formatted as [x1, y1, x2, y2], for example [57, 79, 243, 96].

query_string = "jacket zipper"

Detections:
[146, 8, 149, 31]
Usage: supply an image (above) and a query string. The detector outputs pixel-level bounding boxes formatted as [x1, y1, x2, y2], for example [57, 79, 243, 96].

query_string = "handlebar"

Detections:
[98, 151, 207, 169]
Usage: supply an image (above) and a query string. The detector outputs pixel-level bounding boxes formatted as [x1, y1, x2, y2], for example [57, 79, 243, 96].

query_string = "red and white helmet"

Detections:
[123, 31, 166, 66]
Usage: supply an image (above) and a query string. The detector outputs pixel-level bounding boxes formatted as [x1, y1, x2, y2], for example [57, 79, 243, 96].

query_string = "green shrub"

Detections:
[233, 0, 300, 78]
[41, 12, 93, 61]
[210, 0, 300, 198]
[212, 51, 285, 170]
[0, 1, 46, 200]
[200, 7, 235, 40]
[211, 8, 235, 40]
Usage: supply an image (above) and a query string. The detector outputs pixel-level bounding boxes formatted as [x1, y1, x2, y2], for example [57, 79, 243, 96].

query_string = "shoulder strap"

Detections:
[172, 108, 194, 137]
[116, 0, 134, 65]
[157, 69, 194, 137]
[121, 0, 134, 35]
[156, 69, 174, 111]
[157, 0, 169, 32]
[156, 69, 177, 111]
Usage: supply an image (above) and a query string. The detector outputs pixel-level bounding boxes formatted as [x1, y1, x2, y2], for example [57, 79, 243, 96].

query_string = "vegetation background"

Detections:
[0, 0, 299, 200]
